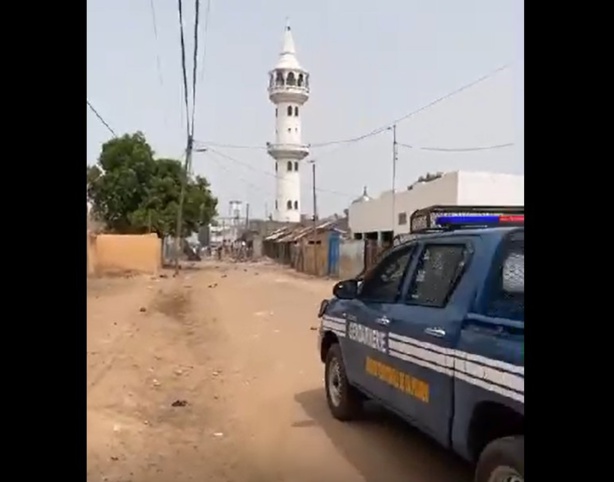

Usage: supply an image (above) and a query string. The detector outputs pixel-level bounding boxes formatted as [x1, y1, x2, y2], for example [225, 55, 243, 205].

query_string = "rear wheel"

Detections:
[324, 344, 363, 421]
[475, 436, 524, 482]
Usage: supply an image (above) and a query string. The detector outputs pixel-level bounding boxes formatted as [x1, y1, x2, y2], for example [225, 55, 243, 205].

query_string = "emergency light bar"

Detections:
[409, 205, 524, 233]
[436, 214, 525, 226]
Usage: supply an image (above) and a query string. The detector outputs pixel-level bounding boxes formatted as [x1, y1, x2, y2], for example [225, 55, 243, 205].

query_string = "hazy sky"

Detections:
[87, 0, 523, 219]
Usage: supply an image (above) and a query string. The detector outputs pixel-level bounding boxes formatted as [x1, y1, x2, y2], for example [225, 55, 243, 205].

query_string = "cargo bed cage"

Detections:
[409, 205, 524, 234]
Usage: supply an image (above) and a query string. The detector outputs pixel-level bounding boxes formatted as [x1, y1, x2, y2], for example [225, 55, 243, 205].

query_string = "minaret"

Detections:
[267, 21, 310, 223]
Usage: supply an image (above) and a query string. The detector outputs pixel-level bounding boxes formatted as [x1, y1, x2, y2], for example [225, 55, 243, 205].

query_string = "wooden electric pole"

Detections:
[390, 124, 398, 237]
[174, 136, 194, 274]
[310, 160, 318, 275]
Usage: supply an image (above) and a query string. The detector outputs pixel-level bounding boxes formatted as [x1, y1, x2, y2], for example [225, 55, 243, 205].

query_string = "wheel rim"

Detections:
[487, 466, 523, 482]
[327, 357, 342, 407]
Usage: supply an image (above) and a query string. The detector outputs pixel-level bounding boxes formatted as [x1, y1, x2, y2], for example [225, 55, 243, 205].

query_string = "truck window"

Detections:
[405, 244, 467, 307]
[485, 235, 524, 321]
[359, 246, 414, 303]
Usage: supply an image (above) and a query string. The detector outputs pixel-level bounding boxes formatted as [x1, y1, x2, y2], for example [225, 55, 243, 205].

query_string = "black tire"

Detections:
[475, 436, 524, 482]
[324, 343, 363, 421]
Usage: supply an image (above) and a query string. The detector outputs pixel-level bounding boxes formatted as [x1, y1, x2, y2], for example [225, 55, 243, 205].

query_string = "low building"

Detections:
[349, 171, 524, 241]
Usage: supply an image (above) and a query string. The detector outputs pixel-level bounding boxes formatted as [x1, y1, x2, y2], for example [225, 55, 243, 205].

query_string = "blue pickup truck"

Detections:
[317, 206, 524, 482]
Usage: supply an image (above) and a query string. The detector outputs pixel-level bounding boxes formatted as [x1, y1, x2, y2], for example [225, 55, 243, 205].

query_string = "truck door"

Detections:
[341, 244, 416, 399]
[385, 239, 474, 447]
[451, 231, 524, 459]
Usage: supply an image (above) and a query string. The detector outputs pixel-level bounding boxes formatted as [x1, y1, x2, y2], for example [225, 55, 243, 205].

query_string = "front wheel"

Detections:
[475, 436, 524, 482]
[324, 344, 363, 421]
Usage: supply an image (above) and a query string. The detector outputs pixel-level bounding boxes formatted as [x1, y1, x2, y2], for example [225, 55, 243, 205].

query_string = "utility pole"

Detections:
[245, 203, 250, 229]
[310, 159, 318, 275]
[391, 124, 398, 238]
[174, 135, 194, 274]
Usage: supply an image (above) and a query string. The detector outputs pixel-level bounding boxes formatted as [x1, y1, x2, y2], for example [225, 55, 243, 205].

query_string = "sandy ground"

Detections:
[87, 260, 472, 482]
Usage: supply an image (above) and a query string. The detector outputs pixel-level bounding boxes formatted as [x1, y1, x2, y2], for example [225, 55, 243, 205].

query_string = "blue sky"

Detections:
[87, 0, 523, 219]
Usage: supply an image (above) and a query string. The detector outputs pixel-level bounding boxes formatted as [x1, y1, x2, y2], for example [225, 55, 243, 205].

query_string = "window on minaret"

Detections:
[286, 200, 292, 210]
[298, 74, 304, 87]
[275, 108, 278, 117]
[275, 200, 278, 210]
[287, 161, 292, 171]
[275, 163, 278, 172]
[294, 106, 299, 116]
[294, 201, 298, 210]
[294, 162, 298, 171]
[287, 105, 293, 116]
[275, 71, 284, 86]
[287, 72, 296, 86]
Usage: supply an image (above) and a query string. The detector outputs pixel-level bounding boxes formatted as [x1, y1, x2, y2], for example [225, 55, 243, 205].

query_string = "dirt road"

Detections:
[87, 261, 471, 482]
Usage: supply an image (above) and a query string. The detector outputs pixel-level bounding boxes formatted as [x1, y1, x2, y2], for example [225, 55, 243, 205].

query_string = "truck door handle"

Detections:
[424, 327, 446, 338]
[375, 316, 390, 326]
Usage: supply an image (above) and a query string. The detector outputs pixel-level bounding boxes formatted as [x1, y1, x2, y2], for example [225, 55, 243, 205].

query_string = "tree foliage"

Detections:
[87, 132, 217, 237]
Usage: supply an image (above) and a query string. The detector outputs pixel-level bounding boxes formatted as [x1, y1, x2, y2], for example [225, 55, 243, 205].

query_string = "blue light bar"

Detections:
[436, 215, 524, 226]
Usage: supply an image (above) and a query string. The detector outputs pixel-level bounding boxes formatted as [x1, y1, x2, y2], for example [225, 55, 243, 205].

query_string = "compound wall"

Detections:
[87, 233, 162, 275]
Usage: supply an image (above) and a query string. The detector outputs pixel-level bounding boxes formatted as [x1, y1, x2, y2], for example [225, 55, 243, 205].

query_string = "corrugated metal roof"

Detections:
[270, 220, 348, 243]
[264, 227, 294, 241]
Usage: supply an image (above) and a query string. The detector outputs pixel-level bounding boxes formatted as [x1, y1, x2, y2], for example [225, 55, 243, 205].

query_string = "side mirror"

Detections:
[333, 279, 359, 300]
[502, 253, 524, 294]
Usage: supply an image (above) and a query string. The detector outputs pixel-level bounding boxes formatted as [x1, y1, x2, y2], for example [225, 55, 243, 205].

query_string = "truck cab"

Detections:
[317, 206, 524, 482]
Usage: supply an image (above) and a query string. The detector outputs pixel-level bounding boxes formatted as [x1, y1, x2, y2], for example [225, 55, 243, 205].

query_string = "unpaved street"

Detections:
[87, 261, 471, 482]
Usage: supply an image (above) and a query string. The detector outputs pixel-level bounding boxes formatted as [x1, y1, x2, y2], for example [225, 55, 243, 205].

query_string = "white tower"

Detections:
[267, 22, 310, 223]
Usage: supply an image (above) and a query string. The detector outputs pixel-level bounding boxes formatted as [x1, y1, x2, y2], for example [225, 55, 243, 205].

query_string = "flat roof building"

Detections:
[348, 171, 523, 240]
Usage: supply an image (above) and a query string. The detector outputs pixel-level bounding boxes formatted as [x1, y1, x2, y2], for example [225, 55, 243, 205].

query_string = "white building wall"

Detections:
[349, 171, 524, 235]
[456, 171, 524, 205]
[349, 172, 459, 234]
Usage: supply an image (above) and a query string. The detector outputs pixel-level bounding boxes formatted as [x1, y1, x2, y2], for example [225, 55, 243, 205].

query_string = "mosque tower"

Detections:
[266, 21, 310, 222]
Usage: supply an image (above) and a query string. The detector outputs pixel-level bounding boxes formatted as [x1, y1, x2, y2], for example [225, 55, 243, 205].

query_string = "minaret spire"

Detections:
[275, 20, 301, 70]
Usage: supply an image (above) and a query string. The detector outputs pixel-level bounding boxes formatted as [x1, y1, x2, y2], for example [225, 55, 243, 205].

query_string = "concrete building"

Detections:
[349, 171, 524, 241]
[266, 21, 310, 223]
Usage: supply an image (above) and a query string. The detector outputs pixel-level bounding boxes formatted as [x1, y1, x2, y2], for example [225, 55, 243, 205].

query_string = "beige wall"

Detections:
[87, 233, 162, 275]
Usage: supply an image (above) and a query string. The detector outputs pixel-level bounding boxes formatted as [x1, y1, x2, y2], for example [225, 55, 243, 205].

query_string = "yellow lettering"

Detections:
[364, 357, 430, 403]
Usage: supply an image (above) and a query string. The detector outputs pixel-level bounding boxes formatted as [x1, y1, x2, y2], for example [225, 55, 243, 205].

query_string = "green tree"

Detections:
[87, 132, 217, 237]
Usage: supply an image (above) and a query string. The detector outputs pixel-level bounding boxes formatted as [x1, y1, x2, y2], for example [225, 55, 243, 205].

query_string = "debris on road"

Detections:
[139, 307, 147, 313]
[171, 399, 188, 407]
[310, 326, 318, 331]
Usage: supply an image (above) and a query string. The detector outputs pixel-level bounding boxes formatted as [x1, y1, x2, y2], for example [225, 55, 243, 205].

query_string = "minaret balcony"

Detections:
[267, 142, 310, 160]
[268, 84, 309, 104]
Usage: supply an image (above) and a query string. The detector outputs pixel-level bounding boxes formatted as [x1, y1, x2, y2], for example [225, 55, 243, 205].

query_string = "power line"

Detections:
[194, 63, 512, 154]
[198, 0, 212, 84]
[87, 100, 117, 137]
[397, 142, 515, 152]
[205, 150, 271, 196]
[176, 0, 191, 142]
[314, 63, 512, 149]
[196, 141, 267, 150]
[202, 146, 355, 198]
[147, 0, 164, 90]
[189, 0, 201, 137]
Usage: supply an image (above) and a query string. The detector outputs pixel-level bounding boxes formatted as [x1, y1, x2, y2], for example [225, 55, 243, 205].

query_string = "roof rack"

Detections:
[409, 205, 524, 234]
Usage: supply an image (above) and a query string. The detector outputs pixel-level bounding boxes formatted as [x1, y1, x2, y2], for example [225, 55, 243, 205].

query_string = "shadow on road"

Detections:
[294, 388, 472, 482]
